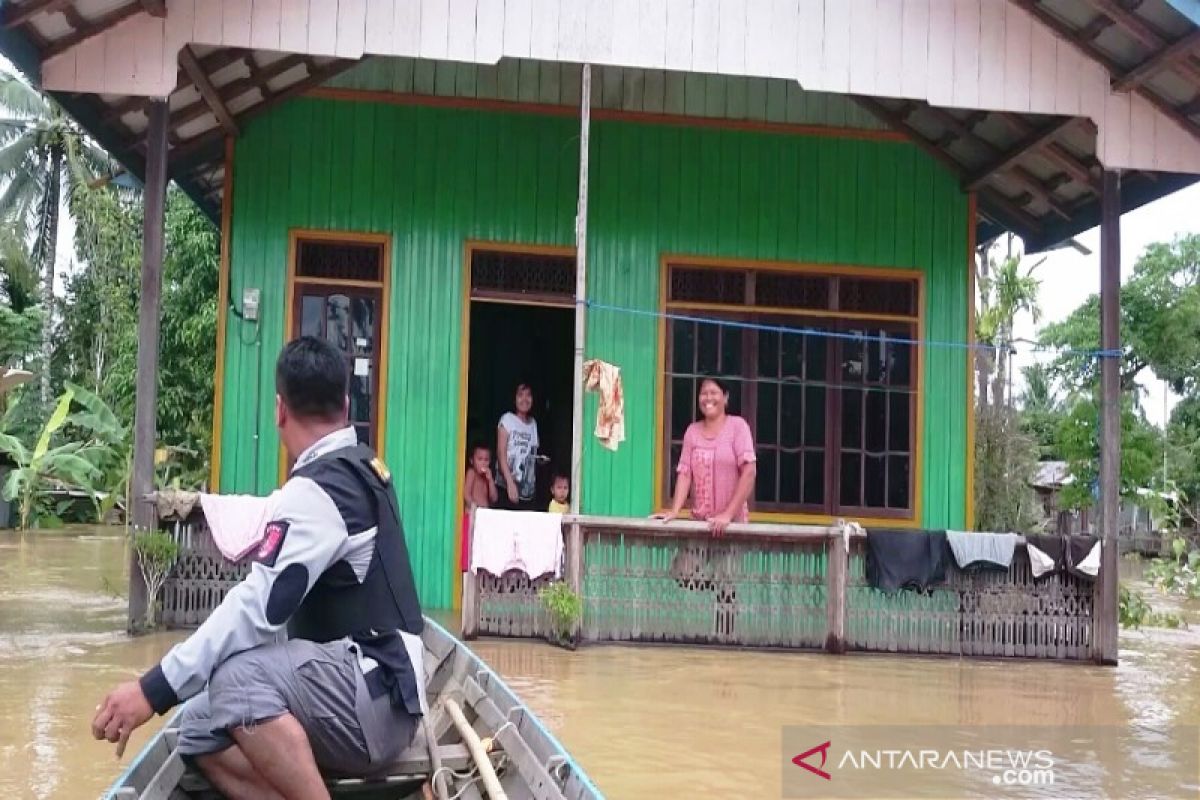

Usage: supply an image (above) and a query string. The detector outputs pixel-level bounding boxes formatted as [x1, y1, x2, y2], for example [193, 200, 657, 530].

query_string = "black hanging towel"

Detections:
[1024, 533, 1066, 579]
[865, 529, 950, 593]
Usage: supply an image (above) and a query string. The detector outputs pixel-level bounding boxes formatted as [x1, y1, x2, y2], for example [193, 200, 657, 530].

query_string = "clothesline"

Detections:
[578, 299, 1120, 362]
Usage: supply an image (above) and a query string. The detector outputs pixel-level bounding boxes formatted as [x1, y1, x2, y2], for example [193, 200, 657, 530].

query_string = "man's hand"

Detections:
[92, 681, 153, 758]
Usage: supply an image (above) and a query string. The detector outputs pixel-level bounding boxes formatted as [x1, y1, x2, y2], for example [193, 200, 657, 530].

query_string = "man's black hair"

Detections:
[276, 336, 348, 421]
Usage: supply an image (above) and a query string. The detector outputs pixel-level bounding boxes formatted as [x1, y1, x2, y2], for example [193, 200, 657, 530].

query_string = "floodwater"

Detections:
[3, 528, 1200, 799]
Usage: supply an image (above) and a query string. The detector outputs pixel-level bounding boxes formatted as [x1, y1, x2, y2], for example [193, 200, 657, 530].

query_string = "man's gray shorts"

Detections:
[176, 638, 418, 776]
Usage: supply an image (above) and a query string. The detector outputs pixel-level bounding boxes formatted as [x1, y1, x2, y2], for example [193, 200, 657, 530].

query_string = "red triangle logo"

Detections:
[792, 740, 832, 781]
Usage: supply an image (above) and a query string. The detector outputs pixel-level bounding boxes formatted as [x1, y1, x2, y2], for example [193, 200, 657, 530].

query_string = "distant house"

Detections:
[1030, 461, 1174, 540]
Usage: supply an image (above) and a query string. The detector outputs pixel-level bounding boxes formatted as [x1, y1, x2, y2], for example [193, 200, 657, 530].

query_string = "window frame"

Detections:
[656, 256, 924, 525]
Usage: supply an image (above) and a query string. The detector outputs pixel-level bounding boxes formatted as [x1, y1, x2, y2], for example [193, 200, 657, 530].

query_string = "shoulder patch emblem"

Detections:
[254, 521, 290, 567]
[369, 457, 391, 483]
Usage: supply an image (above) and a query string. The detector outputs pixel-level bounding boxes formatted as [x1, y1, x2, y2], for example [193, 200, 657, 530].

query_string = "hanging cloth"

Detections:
[946, 531, 1019, 571]
[1066, 534, 1101, 579]
[199, 491, 281, 562]
[1025, 533, 1066, 579]
[865, 529, 950, 594]
[469, 508, 564, 579]
[582, 358, 625, 452]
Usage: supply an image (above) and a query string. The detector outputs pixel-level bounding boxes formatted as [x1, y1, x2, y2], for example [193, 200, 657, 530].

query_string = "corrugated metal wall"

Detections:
[221, 97, 968, 608]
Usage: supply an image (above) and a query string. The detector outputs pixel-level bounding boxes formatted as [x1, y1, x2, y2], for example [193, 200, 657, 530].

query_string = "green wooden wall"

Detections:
[220, 98, 969, 608]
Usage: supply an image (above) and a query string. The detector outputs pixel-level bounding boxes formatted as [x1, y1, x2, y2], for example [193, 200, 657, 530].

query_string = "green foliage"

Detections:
[0, 303, 41, 367]
[1054, 395, 1160, 510]
[134, 529, 179, 629]
[1017, 364, 1062, 460]
[973, 406, 1043, 533]
[1144, 536, 1200, 600]
[1041, 235, 1200, 394]
[1118, 583, 1184, 630]
[54, 186, 217, 485]
[0, 386, 98, 528]
[538, 581, 582, 648]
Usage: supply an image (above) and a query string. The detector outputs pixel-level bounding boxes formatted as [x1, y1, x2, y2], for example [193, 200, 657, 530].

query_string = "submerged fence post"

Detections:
[461, 511, 479, 640]
[824, 524, 848, 654]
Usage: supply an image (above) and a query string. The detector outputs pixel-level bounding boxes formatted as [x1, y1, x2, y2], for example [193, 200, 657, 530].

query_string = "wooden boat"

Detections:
[105, 619, 602, 800]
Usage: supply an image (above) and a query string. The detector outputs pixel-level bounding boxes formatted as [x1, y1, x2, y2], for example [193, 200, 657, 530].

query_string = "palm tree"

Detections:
[977, 249, 1044, 409]
[0, 70, 115, 401]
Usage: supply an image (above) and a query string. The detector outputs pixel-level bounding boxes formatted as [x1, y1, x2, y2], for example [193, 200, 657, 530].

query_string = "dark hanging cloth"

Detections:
[865, 529, 950, 594]
[1024, 533, 1066, 579]
[1066, 534, 1101, 581]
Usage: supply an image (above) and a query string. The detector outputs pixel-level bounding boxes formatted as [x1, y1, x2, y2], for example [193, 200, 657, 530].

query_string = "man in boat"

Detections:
[92, 336, 426, 800]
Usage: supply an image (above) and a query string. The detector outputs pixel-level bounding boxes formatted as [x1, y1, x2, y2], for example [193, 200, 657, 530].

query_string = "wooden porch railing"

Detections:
[463, 515, 1103, 661]
[149, 508, 1105, 662]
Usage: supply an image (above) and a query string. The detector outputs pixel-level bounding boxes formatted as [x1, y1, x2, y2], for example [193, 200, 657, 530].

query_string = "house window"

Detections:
[663, 262, 919, 518]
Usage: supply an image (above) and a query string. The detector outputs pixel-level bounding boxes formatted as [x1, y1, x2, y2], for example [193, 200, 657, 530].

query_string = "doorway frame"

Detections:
[454, 240, 577, 605]
[279, 228, 393, 484]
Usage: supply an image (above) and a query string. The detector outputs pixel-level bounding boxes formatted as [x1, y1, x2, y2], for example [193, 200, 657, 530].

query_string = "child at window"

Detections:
[548, 473, 570, 515]
[462, 444, 498, 572]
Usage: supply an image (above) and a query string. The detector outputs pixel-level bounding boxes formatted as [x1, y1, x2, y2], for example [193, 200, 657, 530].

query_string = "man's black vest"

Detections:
[288, 444, 424, 712]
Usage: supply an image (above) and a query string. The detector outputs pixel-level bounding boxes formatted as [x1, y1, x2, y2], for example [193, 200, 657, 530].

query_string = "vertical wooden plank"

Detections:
[638, 0, 668, 71]
[335, 0, 368, 58]
[978, 1, 1005, 106]
[307, 0, 338, 56]
[474, 0, 504, 62]
[874, 0, 903, 98]
[131, 14, 165, 96]
[102, 19, 136, 96]
[277, 0, 309, 53]
[1053, 38, 1081, 116]
[516, 59, 539, 103]
[825, 531, 847, 653]
[611, 0, 640, 66]
[664, 70, 687, 114]
[72, 33, 104, 96]
[193, 0, 224, 43]
[161, 0, 195, 90]
[559, 0, 585, 61]
[250, 0, 282, 51]
[820, 0, 852, 94]
[951, 0, 981, 109]
[1099, 92, 1128, 167]
[1002, 3, 1032, 112]
[394, 0, 423, 55]
[222, 0, 253, 48]
[447, 0, 479, 60]
[1130, 93, 1156, 163]
[585, 0, 614, 63]
[527, 0, 558, 59]
[742, 0, 771, 77]
[663, 0, 692, 71]
[419, 0, 450, 58]
[692, 0, 720, 72]
[797, 0, 824, 87]
[717, 0, 747, 76]
[899, 0, 929, 100]
[1028, 17, 1056, 113]
[848, 0, 877, 95]
[364, 0, 395, 53]
[926, 0, 954, 105]
[503, 0, 533, 57]
[1079, 61, 1107, 131]
[643, 69, 666, 113]
[766, 0, 798, 80]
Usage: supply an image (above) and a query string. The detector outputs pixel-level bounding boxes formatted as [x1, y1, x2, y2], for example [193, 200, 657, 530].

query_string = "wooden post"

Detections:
[567, 65, 591, 642]
[1095, 169, 1121, 666]
[569, 63, 591, 518]
[461, 510, 479, 639]
[824, 525, 848, 654]
[127, 100, 169, 634]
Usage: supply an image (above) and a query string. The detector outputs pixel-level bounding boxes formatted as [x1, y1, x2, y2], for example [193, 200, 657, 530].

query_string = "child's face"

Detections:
[552, 479, 570, 503]
[472, 449, 491, 473]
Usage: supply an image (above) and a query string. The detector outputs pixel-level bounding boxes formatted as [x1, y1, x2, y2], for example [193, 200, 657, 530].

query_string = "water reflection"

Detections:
[3, 531, 1200, 799]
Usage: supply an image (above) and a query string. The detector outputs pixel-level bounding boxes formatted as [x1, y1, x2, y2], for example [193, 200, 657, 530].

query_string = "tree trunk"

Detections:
[992, 326, 1008, 409]
[38, 146, 63, 404]
[975, 248, 991, 410]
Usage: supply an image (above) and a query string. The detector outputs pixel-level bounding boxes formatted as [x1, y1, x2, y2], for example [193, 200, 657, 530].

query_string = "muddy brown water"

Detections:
[2, 528, 1199, 799]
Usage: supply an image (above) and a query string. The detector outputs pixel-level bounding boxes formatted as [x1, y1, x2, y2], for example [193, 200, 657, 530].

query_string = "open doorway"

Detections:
[463, 247, 576, 512]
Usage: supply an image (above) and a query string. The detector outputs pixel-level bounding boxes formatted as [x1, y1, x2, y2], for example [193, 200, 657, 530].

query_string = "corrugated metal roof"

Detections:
[0, 0, 1196, 251]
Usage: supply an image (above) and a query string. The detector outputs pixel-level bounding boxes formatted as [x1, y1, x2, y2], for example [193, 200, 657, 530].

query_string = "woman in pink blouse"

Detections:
[654, 377, 758, 536]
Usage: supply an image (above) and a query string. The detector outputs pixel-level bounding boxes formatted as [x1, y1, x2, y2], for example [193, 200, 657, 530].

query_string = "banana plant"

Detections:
[0, 386, 101, 529]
